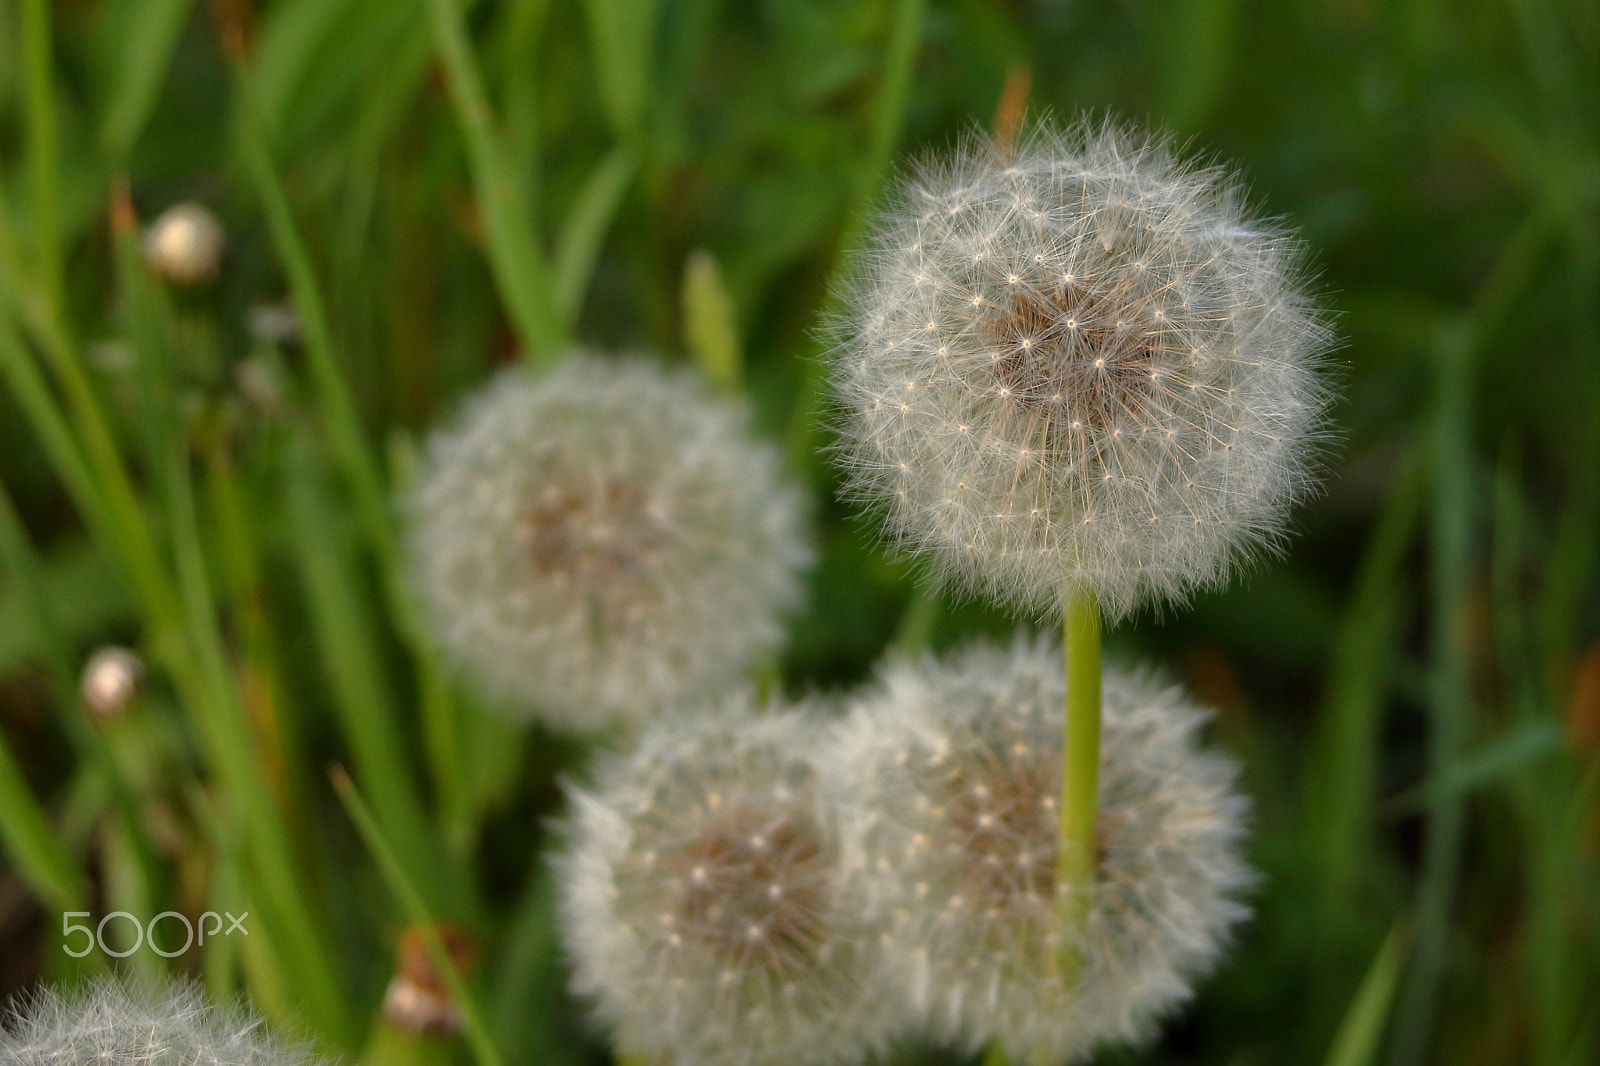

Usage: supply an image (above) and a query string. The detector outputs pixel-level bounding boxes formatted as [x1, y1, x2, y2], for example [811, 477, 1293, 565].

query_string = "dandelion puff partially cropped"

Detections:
[408, 354, 811, 731]
[830, 117, 1334, 622]
[0, 978, 330, 1065]
[830, 636, 1253, 1062]
[556, 697, 894, 1065]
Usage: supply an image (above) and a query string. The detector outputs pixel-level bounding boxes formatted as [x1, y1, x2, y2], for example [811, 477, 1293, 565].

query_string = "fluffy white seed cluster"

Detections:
[409, 354, 811, 731]
[831, 119, 1333, 622]
[830, 636, 1253, 1062]
[556, 698, 890, 1066]
[0, 979, 327, 1066]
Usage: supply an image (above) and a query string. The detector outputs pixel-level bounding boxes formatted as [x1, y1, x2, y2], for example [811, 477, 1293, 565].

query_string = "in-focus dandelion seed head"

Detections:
[408, 354, 812, 730]
[0, 979, 329, 1066]
[556, 700, 895, 1066]
[830, 636, 1254, 1062]
[830, 118, 1335, 621]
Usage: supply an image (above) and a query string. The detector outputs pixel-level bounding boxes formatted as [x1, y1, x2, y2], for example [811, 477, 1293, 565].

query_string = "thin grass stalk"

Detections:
[1386, 201, 1554, 1065]
[424, 0, 566, 360]
[20, 0, 61, 314]
[98, 0, 195, 163]
[283, 428, 442, 906]
[488, 865, 571, 1065]
[226, 55, 392, 572]
[0, 703, 88, 913]
[386, 434, 468, 848]
[104, 187, 348, 1029]
[0, 316, 103, 536]
[4, 170, 344, 1025]
[164, 431, 353, 1040]
[1387, 318, 1475, 1066]
[0, 465, 171, 926]
[205, 439, 310, 830]
[332, 767, 504, 1066]
[1325, 925, 1409, 1066]
[227, 42, 480, 847]
[0, 195, 179, 642]
[1309, 452, 1423, 916]
[554, 145, 638, 325]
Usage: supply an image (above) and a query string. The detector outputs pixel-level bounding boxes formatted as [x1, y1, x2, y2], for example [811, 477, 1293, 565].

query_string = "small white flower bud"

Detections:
[143, 203, 225, 285]
[0, 978, 331, 1064]
[830, 636, 1254, 1062]
[407, 354, 812, 731]
[830, 118, 1334, 622]
[80, 646, 142, 720]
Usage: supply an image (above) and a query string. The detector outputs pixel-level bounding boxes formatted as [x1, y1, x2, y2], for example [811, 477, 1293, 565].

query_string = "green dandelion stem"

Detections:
[1055, 586, 1101, 982]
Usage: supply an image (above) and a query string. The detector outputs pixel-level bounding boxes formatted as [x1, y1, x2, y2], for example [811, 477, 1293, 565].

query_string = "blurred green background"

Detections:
[0, 0, 1595, 1064]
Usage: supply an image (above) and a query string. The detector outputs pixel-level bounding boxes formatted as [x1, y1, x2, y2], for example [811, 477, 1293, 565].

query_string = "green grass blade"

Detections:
[1388, 318, 1476, 1066]
[98, 0, 194, 163]
[165, 436, 353, 1042]
[554, 144, 637, 325]
[1326, 925, 1408, 1066]
[489, 864, 578, 1066]
[580, 0, 658, 141]
[1308, 452, 1424, 911]
[1381, 719, 1562, 816]
[282, 429, 440, 906]
[251, 0, 360, 143]
[424, 0, 566, 360]
[0, 479, 91, 913]
[20, 0, 61, 313]
[331, 767, 504, 1066]
[230, 58, 395, 570]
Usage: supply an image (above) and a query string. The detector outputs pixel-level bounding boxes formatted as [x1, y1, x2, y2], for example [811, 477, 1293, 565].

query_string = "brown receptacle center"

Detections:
[524, 473, 668, 605]
[977, 277, 1170, 439]
[666, 804, 832, 974]
[945, 747, 1061, 903]
[942, 744, 1116, 906]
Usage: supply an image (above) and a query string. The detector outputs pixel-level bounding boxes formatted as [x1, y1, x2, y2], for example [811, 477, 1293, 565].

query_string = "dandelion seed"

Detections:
[556, 698, 896, 1065]
[408, 355, 811, 731]
[829, 636, 1254, 1062]
[830, 118, 1333, 621]
[0, 978, 329, 1065]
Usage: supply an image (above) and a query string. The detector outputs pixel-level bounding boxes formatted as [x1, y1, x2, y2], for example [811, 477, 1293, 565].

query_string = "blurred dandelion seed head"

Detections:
[408, 355, 811, 730]
[556, 701, 894, 1065]
[0, 979, 329, 1065]
[830, 119, 1334, 621]
[831, 636, 1254, 1061]
[143, 203, 225, 286]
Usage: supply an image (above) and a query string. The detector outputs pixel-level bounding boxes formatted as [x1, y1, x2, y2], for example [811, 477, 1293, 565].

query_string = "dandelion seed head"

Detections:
[830, 118, 1334, 621]
[830, 636, 1254, 1061]
[0, 979, 329, 1065]
[408, 355, 811, 731]
[555, 698, 895, 1065]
